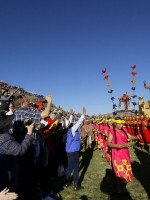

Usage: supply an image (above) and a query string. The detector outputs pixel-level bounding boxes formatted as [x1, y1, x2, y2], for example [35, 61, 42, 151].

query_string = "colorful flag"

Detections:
[102, 68, 106, 74]
[131, 65, 136, 70]
[104, 75, 109, 80]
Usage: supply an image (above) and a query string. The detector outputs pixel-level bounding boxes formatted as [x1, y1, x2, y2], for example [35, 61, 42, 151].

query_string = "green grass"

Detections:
[53, 144, 150, 200]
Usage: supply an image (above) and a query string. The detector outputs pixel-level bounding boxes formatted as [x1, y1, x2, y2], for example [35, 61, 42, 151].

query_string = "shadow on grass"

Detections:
[52, 142, 94, 196]
[51, 141, 96, 198]
[79, 195, 88, 200]
[79, 143, 94, 183]
[132, 147, 150, 199]
[100, 169, 133, 200]
[51, 176, 65, 199]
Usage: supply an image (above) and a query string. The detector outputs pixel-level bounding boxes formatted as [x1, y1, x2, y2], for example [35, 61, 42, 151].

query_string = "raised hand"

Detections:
[46, 95, 52, 103]
[70, 109, 74, 115]
[26, 123, 34, 135]
[83, 107, 86, 115]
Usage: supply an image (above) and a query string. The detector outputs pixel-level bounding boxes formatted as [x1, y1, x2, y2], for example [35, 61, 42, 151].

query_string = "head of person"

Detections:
[140, 115, 144, 120]
[13, 95, 29, 108]
[2, 89, 8, 96]
[132, 116, 135, 121]
[107, 118, 114, 127]
[0, 112, 14, 133]
[113, 117, 125, 130]
[144, 114, 149, 121]
[136, 115, 140, 120]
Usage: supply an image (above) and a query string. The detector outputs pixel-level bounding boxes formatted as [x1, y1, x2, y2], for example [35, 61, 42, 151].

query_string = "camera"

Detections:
[25, 120, 32, 126]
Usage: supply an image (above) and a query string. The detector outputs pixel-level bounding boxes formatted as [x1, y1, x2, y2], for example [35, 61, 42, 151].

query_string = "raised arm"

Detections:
[41, 95, 52, 118]
[71, 107, 86, 137]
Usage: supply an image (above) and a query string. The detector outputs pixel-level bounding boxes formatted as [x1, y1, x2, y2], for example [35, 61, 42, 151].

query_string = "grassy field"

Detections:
[53, 144, 150, 200]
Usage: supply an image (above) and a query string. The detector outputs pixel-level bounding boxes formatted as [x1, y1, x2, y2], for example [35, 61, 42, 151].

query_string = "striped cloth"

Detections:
[0, 133, 34, 156]
[13, 107, 41, 124]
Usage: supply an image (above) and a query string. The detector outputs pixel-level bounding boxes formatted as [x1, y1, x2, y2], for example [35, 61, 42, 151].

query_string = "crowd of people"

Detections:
[0, 81, 44, 100]
[0, 81, 150, 200]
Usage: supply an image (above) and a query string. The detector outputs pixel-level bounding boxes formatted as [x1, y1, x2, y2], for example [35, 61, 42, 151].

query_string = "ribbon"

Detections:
[102, 68, 106, 74]
[104, 75, 109, 80]
[108, 90, 113, 93]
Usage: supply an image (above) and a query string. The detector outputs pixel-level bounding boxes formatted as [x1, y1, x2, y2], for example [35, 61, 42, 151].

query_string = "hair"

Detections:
[112, 117, 128, 146]
[2, 89, 8, 96]
[107, 117, 113, 129]
[0, 113, 14, 133]
[13, 95, 25, 108]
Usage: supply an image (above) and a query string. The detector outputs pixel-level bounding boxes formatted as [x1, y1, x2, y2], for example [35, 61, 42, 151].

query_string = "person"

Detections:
[0, 112, 35, 193]
[104, 118, 114, 162]
[107, 118, 142, 196]
[12, 95, 52, 200]
[81, 120, 91, 149]
[141, 114, 150, 151]
[0, 188, 18, 200]
[0, 114, 35, 155]
[97, 119, 105, 151]
[65, 107, 86, 191]
[0, 88, 19, 111]
[99, 118, 108, 157]
[136, 115, 144, 148]
[89, 120, 94, 147]
[92, 120, 99, 147]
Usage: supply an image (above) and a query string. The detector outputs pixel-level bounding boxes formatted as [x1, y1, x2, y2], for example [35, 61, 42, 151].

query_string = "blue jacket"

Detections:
[66, 128, 81, 153]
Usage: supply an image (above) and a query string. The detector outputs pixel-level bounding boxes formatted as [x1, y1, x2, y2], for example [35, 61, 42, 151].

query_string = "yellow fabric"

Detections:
[98, 119, 105, 124]
[114, 120, 125, 124]
[106, 118, 115, 122]
[131, 80, 136, 84]
[49, 121, 58, 130]
[107, 81, 110, 86]
[93, 119, 99, 123]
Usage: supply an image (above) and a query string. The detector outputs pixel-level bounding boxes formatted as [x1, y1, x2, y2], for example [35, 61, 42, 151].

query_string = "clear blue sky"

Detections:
[0, 0, 150, 115]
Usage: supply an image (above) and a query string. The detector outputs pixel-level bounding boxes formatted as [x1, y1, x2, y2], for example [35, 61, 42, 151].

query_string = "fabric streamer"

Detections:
[131, 65, 137, 115]
[101, 68, 117, 115]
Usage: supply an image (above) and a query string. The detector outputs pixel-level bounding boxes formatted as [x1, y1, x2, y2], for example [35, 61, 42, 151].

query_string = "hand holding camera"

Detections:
[26, 123, 35, 135]
[24, 119, 34, 135]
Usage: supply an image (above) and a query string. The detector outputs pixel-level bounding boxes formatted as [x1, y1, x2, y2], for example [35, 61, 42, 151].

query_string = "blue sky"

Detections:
[0, 0, 150, 115]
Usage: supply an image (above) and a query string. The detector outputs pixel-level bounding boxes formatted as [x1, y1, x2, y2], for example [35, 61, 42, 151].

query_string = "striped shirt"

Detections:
[12, 107, 41, 143]
[0, 133, 34, 156]
[13, 107, 41, 124]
